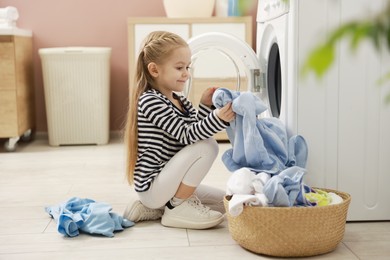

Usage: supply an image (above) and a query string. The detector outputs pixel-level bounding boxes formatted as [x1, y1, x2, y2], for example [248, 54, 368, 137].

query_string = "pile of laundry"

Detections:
[46, 197, 134, 237]
[226, 167, 343, 216]
[212, 88, 343, 216]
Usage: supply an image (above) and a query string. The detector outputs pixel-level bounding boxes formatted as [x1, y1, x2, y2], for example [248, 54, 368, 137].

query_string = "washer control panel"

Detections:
[257, 0, 289, 22]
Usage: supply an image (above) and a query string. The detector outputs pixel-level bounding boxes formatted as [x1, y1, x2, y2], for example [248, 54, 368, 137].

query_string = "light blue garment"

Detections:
[287, 135, 308, 168]
[45, 197, 134, 237]
[212, 88, 308, 174]
[263, 166, 307, 207]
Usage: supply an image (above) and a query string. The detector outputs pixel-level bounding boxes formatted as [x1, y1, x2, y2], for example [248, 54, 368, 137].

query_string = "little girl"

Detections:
[124, 31, 235, 229]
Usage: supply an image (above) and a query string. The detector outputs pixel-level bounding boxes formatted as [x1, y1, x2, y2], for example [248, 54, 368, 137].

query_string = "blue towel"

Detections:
[212, 88, 308, 174]
[45, 197, 134, 237]
[263, 166, 308, 207]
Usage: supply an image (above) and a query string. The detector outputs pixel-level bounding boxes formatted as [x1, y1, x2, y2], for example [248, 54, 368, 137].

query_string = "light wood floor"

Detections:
[0, 135, 389, 259]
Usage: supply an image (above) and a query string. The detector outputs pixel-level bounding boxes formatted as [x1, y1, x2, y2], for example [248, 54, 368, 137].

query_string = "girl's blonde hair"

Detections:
[124, 31, 189, 185]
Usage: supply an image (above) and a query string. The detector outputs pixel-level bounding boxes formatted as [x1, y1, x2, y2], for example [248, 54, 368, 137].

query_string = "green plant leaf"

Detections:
[377, 71, 390, 85]
[385, 92, 390, 104]
[368, 22, 383, 49]
[386, 24, 390, 49]
[350, 22, 372, 50]
[301, 44, 335, 79]
[300, 1, 390, 103]
[328, 22, 357, 45]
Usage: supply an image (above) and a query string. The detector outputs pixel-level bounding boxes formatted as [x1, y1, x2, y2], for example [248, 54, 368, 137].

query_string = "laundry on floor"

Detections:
[45, 197, 134, 237]
[212, 89, 343, 216]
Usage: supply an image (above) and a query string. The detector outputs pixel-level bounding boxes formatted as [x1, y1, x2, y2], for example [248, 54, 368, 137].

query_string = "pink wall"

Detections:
[0, 0, 257, 131]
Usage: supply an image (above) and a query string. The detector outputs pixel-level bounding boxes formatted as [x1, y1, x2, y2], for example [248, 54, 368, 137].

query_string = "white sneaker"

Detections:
[161, 196, 224, 229]
[123, 199, 163, 222]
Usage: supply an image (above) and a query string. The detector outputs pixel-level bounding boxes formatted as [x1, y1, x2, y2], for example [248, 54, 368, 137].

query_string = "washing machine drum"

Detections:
[185, 32, 268, 109]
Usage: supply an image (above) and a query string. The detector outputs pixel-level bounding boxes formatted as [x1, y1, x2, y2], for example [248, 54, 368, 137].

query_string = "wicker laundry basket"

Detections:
[223, 188, 351, 257]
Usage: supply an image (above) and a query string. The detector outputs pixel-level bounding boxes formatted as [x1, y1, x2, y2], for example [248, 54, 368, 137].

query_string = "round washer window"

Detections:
[267, 43, 282, 118]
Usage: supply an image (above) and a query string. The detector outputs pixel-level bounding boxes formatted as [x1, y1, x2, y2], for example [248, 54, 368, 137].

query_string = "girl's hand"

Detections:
[200, 87, 218, 108]
[216, 102, 235, 122]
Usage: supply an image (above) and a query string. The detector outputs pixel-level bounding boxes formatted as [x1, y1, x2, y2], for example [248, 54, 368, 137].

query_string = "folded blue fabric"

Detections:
[212, 88, 308, 174]
[45, 197, 134, 237]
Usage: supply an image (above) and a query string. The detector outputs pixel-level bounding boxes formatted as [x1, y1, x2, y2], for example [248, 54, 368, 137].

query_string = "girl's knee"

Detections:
[199, 138, 219, 158]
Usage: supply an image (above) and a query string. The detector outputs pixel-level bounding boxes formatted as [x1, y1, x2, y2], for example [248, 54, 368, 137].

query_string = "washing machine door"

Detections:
[257, 0, 288, 121]
[185, 32, 269, 115]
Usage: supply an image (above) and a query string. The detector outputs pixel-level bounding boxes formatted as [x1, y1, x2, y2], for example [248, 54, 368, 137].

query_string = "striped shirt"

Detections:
[134, 89, 227, 192]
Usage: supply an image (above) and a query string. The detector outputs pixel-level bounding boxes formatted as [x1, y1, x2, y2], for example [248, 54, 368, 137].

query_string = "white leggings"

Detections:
[137, 138, 226, 213]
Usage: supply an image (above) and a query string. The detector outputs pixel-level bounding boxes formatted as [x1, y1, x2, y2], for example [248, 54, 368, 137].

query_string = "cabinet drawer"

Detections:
[0, 36, 16, 90]
[0, 90, 18, 137]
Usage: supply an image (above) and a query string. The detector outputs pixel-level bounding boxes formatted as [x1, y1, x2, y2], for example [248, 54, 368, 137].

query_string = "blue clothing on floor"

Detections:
[45, 197, 134, 237]
[212, 88, 308, 174]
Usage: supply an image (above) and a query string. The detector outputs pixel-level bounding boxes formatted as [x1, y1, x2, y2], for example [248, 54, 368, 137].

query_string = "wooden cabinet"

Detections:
[0, 32, 34, 151]
[128, 17, 252, 140]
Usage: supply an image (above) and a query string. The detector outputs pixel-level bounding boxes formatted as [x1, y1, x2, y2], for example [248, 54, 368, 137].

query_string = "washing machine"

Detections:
[186, 0, 390, 221]
[258, 0, 390, 221]
[256, 0, 292, 133]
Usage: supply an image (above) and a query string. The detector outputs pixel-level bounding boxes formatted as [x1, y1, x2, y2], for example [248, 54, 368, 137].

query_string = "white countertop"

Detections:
[0, 27, 32, 36]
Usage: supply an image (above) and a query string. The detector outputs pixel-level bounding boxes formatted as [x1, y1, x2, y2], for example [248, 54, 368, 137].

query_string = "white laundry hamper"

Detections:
[39, 47, 111, 146]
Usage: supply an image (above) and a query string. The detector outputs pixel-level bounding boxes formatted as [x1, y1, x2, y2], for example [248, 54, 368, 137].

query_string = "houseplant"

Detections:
[302, 0, 390, 102]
